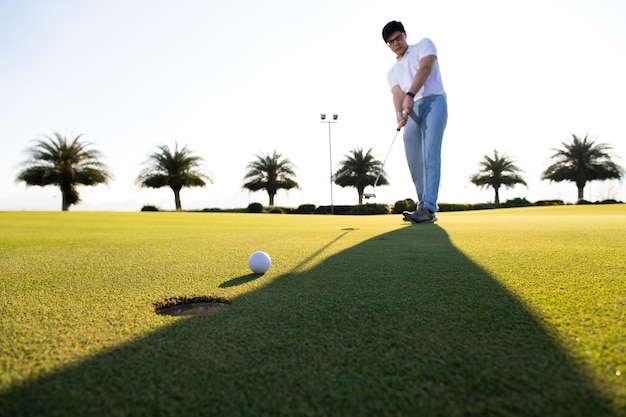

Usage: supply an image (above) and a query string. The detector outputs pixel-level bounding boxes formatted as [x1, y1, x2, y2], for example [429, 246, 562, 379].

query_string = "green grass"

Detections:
[0, 206, 624, 416]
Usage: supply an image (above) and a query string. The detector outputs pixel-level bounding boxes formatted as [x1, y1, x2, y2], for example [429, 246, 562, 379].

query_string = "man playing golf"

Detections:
[383, 20, 448, 223]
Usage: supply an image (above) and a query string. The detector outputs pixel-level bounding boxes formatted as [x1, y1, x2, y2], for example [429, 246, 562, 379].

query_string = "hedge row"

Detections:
[142, 198, 622, 213]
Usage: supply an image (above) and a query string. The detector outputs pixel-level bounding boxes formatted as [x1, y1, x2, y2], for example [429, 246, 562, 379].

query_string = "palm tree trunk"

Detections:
[577, 184, 585, 201]
[494, 186, 500, 205]
[61, 186, 71, 211]
[61, 195, 71, 211]
[173, 188, 182, 211]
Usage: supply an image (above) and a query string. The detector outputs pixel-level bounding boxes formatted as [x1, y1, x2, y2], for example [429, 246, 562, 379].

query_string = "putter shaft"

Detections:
[366, 129, 400, 198]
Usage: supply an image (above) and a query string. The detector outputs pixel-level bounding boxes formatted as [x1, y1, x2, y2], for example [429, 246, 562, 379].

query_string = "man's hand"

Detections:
[402, 94, 415, 115]
[396, 111, 408, 129]
[396, 110, 407, 130]
[391, 85, 414, 130]
[399, 94, 415, 129]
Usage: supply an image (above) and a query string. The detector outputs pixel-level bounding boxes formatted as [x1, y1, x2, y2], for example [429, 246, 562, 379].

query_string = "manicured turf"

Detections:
[0, 206, 624, 416]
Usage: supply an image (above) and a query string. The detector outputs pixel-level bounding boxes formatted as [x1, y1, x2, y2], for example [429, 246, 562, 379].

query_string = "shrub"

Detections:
[392, 199, 417, 214]
[294, 204, 317, 214]
[438, 203, 474, 212]
[534, 200, 565, 206]
[268, 208, 284, 214]
[501, 198, 533, 208]
[140, 205, 159, 212]
[247, 202, 264, 213]
[348, 204, 390, 215]
[315, 205, 355, 215]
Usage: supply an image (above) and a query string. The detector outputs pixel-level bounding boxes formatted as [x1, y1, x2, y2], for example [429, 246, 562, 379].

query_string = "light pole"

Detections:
[320, 113, 338, 214]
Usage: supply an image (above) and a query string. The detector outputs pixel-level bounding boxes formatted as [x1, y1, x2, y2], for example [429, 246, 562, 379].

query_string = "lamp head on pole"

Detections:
[320, 114, 326, 121]
[333, 114, 338, 121]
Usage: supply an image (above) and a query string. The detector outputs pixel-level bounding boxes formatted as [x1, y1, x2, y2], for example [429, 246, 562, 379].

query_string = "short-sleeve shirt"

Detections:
[387, 38, 446, 100]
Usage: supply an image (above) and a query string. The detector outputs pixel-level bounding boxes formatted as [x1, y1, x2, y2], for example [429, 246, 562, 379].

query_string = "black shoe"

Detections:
[403, 207, 437, 224]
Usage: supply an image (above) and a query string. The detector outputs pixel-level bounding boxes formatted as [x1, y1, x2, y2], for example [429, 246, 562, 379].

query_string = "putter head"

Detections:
[363, 193, 375, 199]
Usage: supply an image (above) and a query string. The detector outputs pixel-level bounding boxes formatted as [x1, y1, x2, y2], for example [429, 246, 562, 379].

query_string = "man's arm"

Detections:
[407, 55, 436, 97]
[391, 84, 406, 129]
[396, 54, 437, 129]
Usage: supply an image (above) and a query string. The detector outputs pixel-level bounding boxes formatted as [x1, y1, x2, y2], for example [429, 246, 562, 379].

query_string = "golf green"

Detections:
[0, 205, 624, 416]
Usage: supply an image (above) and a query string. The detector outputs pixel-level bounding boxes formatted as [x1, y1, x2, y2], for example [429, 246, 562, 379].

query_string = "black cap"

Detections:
[382, 21, 405, 42]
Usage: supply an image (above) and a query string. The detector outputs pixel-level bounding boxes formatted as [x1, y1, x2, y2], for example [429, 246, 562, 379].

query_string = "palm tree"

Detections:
[469, 149, 527, 204]
[541, 134, 624, 201]
[334, 147, 387, 204]
[242, 151, 299, 206]
[16, 132, 112, 211]
[136, 143, 212, 211]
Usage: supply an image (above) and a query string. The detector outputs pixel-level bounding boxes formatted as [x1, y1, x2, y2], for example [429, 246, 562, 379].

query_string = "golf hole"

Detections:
[153, 295, 230, 316]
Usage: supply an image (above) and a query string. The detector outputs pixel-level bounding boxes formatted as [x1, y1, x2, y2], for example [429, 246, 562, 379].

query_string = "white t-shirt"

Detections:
[387, 38, 446, 100]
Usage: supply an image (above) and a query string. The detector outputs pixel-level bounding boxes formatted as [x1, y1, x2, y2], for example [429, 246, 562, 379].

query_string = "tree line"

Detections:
[15, 132, 624, 211]
[469, 134, 623, 204]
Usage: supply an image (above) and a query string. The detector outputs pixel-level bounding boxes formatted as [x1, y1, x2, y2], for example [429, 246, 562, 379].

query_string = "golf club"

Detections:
[363, 128, 401, 199]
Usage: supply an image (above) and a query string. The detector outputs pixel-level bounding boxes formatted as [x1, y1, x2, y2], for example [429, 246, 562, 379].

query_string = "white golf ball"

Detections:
[248, 251, 271, 274]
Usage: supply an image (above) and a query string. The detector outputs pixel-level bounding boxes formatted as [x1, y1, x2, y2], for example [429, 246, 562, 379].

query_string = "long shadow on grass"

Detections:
[0, 225, 613, 416]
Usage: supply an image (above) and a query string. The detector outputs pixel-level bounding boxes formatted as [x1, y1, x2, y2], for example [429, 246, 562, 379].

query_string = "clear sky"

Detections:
[1, 0, 625, 211]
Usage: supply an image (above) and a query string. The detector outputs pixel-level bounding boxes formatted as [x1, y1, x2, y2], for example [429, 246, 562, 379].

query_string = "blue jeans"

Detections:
[403, 95, 448, 213]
